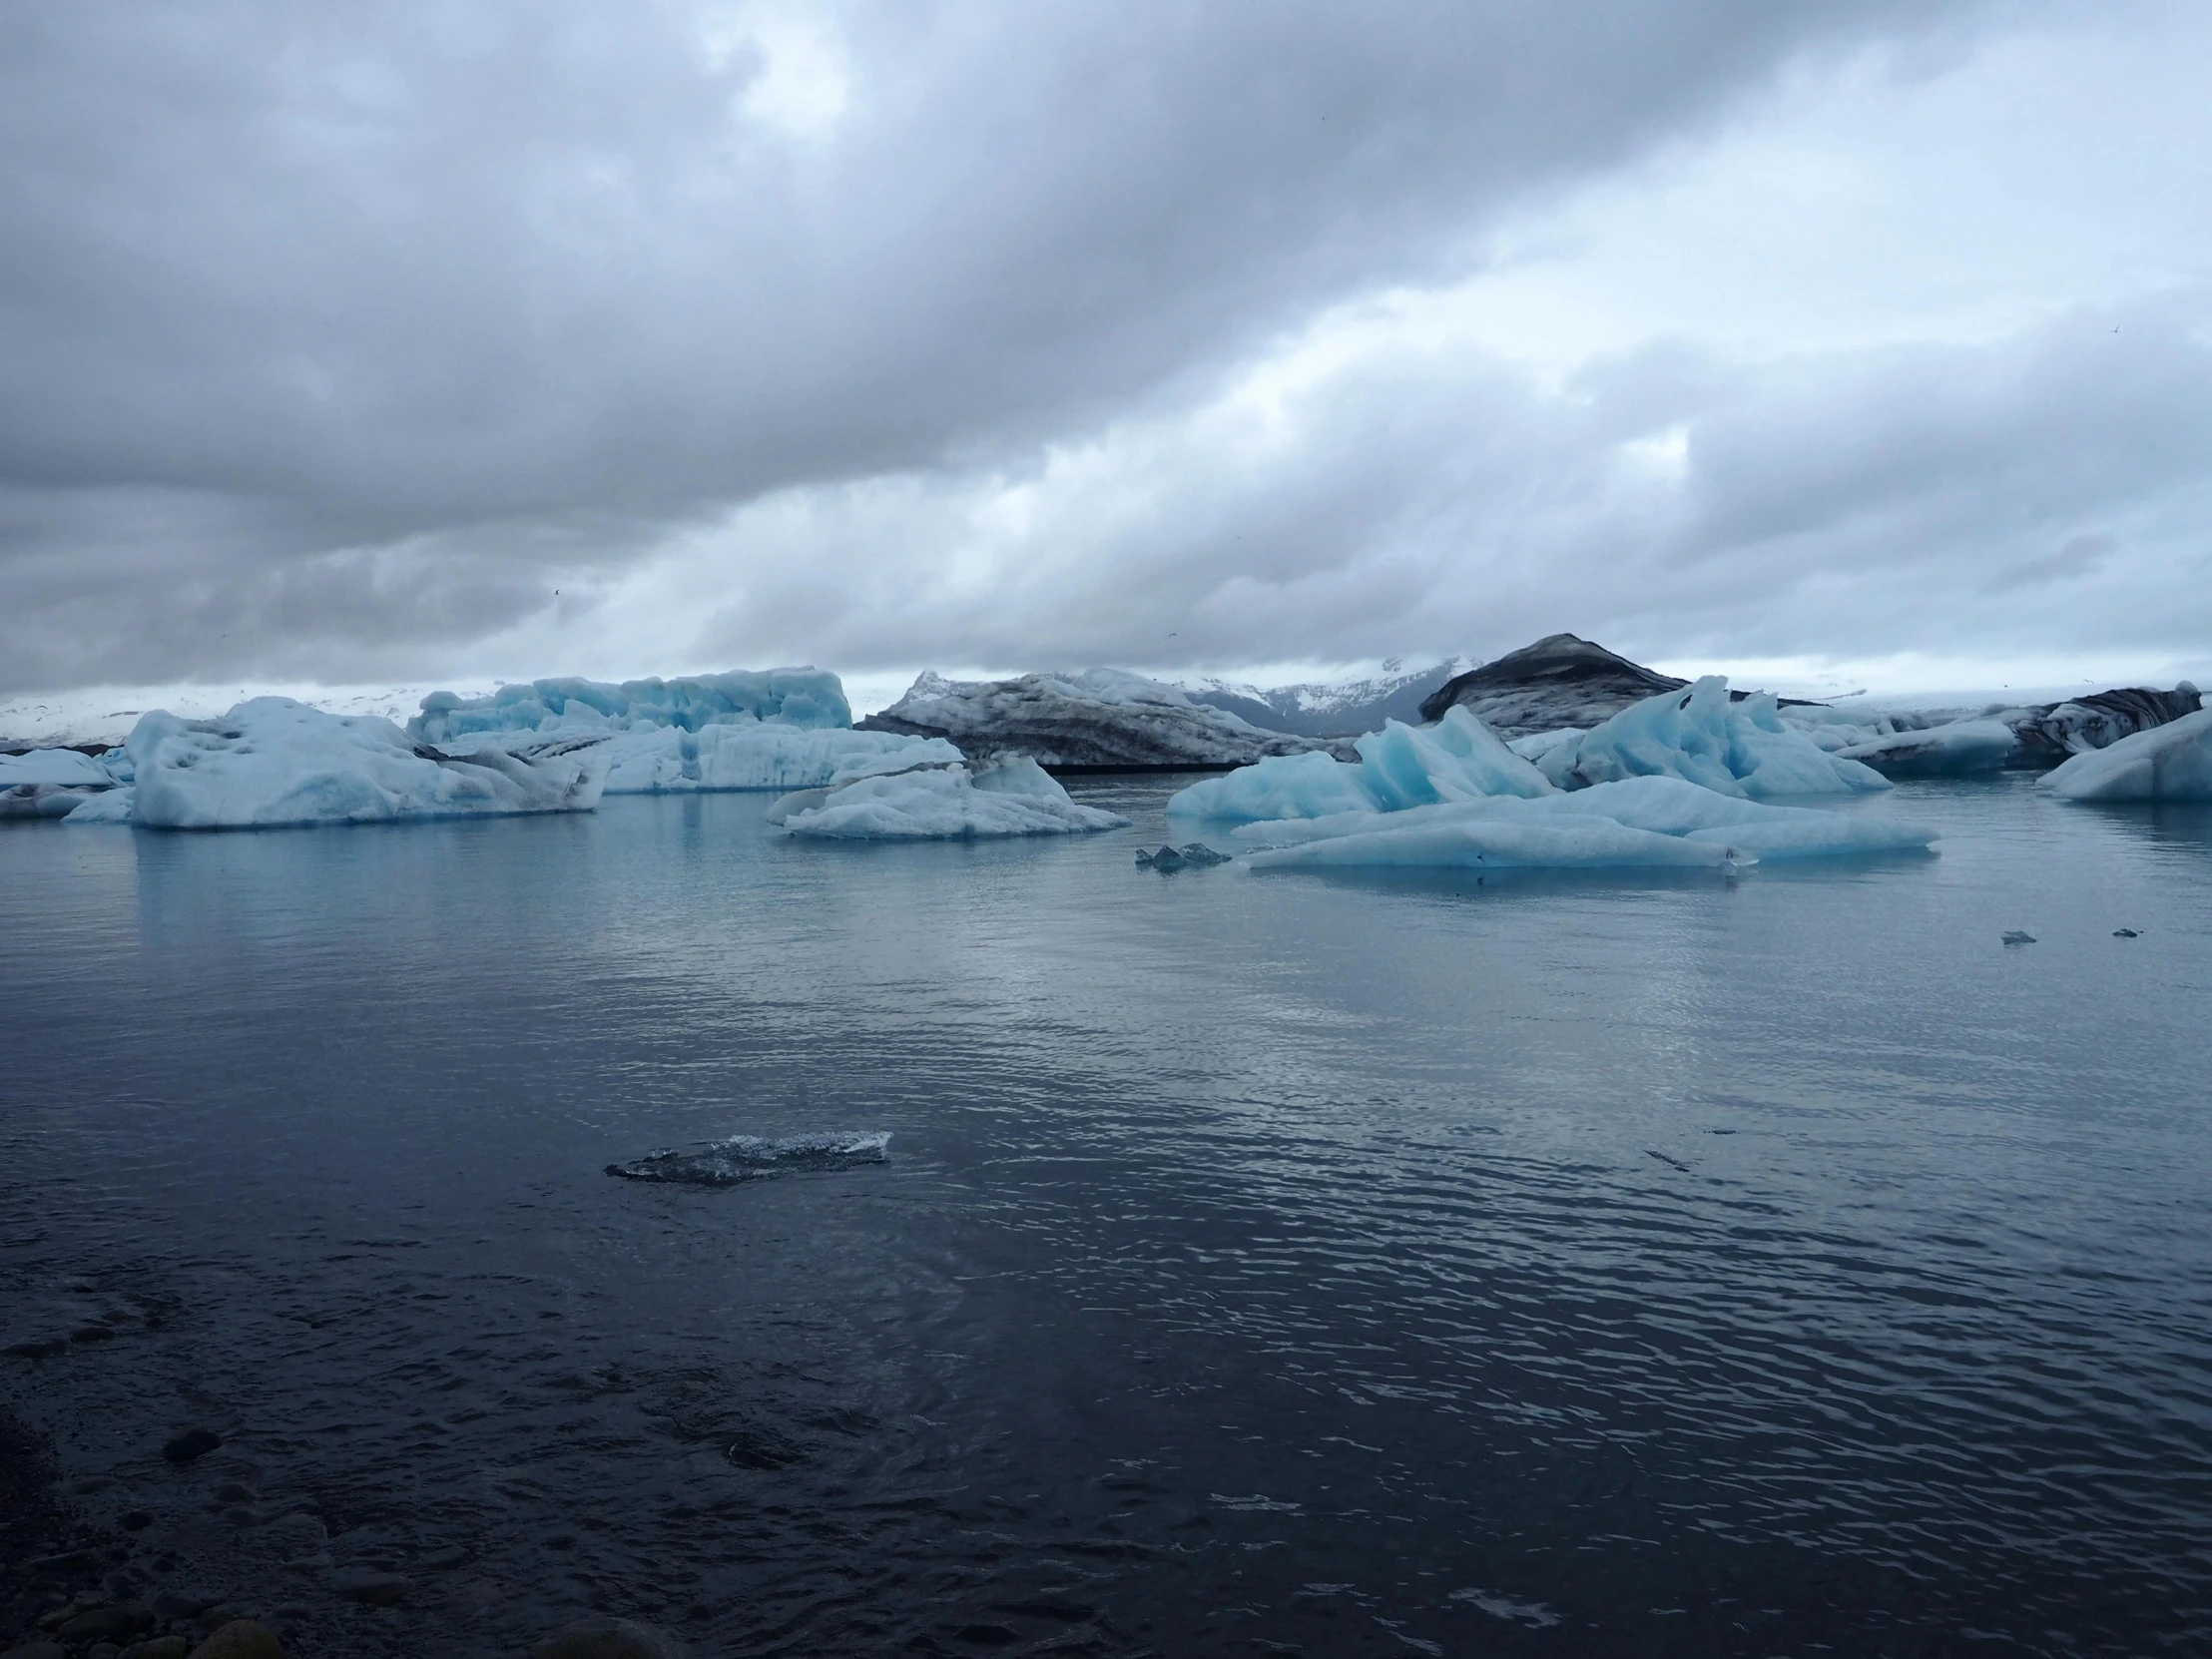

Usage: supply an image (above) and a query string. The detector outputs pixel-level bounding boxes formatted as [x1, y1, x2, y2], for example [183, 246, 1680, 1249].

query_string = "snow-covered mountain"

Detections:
[1180, 659, 1462, 737]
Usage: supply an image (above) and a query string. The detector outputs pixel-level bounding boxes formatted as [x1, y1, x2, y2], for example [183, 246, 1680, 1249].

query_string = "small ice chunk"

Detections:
[1135, 842, 1230, 870]
[607, 1132, 890, 1185]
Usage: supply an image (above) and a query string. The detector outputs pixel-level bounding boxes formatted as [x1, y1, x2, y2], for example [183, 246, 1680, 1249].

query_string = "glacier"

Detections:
[771, 756, 1131, 838]
[410, 668, 851, 742]
[1239, 778, 1937, 871]
[2042, 708, 2212, 802]
[857, 669, 1349, 768]
[1167, 707, 1551, 822]
[1537, 678, 1890, 798]
[65, 698, 610, 829]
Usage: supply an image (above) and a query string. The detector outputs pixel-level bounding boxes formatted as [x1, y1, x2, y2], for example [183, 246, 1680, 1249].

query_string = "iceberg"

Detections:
[444, 723, 962, 796]
[1240, 778, 1937, 871]
[1417, 634, 1696, 735]
[1537, 678, 1889, 798]
[2006, 684, 2201, 768]
[1834, 718, 2017, 776]
[0, 748, 123, 820]
[1167, 707, 1552, 822]
[2042, 707, 2212, 802]
[409, 668, 851, 743]
[72, 698, 611, 830]
[772, 756, 1131, 838]
[857, 669, 1349, 768]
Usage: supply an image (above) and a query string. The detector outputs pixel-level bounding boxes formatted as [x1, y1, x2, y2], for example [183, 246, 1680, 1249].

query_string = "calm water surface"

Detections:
[3, 775, 2210, 1657]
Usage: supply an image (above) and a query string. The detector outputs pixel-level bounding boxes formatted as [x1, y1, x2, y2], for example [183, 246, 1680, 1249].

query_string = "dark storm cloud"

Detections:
[0, 0, 1988, 689]
[684, 293, 2212, 677]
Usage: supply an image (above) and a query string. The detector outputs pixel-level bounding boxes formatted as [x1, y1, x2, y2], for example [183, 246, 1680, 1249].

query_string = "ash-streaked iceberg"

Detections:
[0, 748, 124, 820]
[1239, 778, 1937, 871]
[858, 669, 1348, 768]
[772, 756, 1130, 839]
[1416, 633, 1693, 735]
[2042, 708, 2212, 802]
[1167, 707, 1551, 823]
[1833, 719, 2018, 776]
[410, 668, 851, 742]
[70, 698, 610, 830]
[1538, 678, 1889, 798]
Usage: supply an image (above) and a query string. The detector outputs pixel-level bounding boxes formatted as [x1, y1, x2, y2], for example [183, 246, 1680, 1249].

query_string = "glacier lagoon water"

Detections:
[2, 775, 2209, 1658]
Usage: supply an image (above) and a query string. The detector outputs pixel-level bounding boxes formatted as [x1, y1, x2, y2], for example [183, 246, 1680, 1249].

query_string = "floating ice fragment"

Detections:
[1135, 842, 1230, 870]
[1447, 1588, 1559, 1628]
[68, 699, 610, 830]
[606, 1132, 890, 1186]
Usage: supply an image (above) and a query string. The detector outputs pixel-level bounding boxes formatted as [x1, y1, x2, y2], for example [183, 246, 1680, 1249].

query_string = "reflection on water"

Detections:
[2, 773, 2209, 1657]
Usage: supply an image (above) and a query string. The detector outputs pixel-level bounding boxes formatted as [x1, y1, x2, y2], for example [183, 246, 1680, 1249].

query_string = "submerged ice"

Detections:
[606, 1132, 891, 1186]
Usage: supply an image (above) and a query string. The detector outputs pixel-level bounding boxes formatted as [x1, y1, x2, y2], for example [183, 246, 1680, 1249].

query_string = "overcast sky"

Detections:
[4, 0, 2209, 703]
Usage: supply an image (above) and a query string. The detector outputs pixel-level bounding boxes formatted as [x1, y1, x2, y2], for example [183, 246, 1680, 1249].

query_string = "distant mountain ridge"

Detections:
[1181, 659, 1462, 737]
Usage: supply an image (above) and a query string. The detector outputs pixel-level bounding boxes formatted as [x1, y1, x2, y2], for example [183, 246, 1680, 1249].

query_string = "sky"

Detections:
[3, 0, 2209, 713]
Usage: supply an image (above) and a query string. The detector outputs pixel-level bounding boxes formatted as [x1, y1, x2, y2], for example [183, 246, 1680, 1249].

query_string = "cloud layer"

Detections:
[5, 0, 2206, 695]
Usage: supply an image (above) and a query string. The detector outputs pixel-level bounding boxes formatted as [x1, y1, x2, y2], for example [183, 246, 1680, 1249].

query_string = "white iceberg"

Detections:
[442, 722, 962, 796]
[1, 748, 123, 820]
[772, 756, 1130, 839]
[70, 698, 611, 830]
[1240, 778, 1937, 871]
[1833, 719, 2017, 776]
[409, 668, 851, 743]
[858, 669, 1346, 768]
[1537, 677, 1889, 798]
[2042, 707, 2212, 802]
[1167, 707, 1551, 822]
